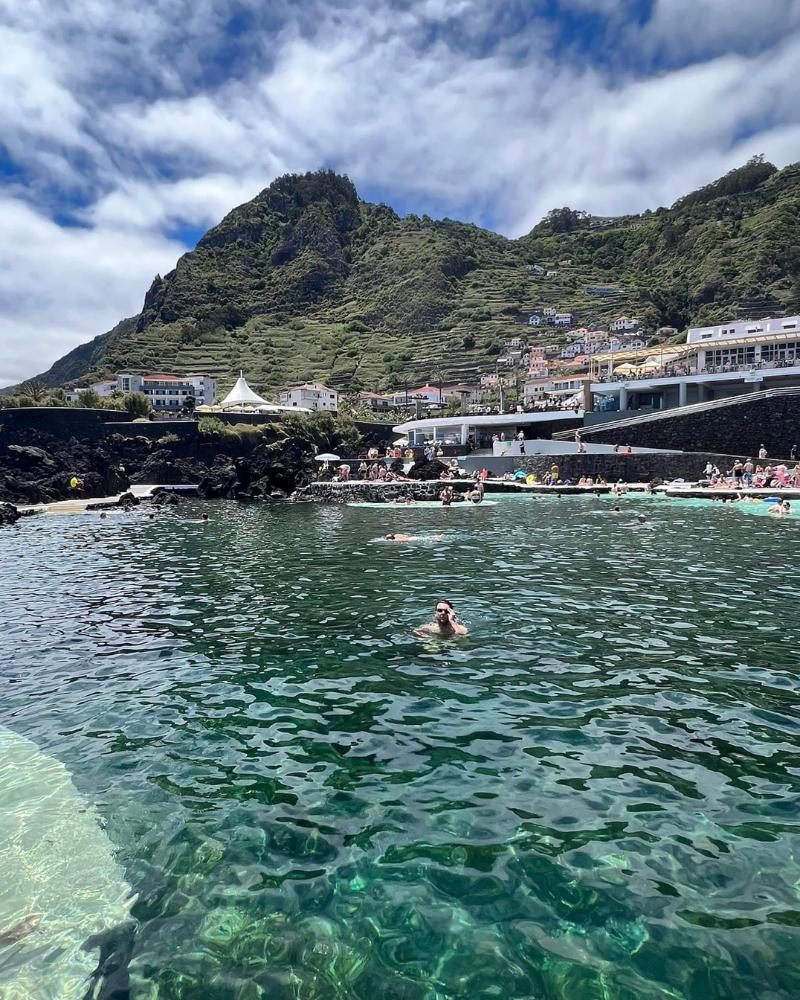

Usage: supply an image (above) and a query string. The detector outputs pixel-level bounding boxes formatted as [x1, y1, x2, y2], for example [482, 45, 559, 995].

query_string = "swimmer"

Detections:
[99, 512, 108, 519]
[148, 513, 156, 520]
[385, 533, 443, 543]
[414, 600, 469, 637]
[201, 512, 210, 522]
[636, 514, 647, 522]
[769, 500, 791, 516]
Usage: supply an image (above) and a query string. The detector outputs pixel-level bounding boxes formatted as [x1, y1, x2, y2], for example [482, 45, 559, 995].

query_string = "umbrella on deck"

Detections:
[315, 453, 341, 462]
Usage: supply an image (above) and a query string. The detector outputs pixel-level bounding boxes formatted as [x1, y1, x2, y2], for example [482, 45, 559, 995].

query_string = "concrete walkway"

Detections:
[17, 484, 197, 515]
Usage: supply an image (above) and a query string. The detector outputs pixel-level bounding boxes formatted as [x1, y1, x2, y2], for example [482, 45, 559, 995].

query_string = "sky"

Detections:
[1, 0, 799, 387]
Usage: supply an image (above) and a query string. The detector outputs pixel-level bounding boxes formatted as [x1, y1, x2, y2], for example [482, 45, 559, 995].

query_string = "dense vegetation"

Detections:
[26, 160, 800, 398]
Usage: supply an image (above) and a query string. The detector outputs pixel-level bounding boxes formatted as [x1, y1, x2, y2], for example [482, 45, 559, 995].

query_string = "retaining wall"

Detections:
[0, 407, 128, 441]
[579, 395, 800, 458]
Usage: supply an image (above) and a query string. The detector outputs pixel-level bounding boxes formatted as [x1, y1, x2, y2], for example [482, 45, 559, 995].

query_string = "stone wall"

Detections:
[104, 420, 199, 441]
[516, 451, 739, 483]
[578, 395, 800, 459]
[0, 407, 128, 441]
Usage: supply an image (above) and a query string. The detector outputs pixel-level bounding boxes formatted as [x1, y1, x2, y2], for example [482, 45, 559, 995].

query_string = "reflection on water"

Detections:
[1, 496, 799, 999]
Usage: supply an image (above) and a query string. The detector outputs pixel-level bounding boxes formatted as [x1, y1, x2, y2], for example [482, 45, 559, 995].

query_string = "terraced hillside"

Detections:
[32, 159, 800, 397]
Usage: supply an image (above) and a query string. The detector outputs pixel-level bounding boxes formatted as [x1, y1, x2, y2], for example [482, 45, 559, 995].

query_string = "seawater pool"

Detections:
[1, 494, 799, 999]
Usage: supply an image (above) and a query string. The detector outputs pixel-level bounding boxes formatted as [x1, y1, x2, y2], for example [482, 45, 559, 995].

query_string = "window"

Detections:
[701, 333, 713, 339]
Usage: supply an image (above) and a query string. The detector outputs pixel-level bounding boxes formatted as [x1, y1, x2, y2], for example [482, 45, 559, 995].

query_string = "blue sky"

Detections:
[1, 0, 799, 385]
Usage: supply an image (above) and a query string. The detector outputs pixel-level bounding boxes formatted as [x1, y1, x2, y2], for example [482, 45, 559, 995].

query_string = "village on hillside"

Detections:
[54, 310, 800, 429]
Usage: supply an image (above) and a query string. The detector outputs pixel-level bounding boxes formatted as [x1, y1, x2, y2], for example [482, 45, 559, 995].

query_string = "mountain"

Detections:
[32, 159, 800, 395]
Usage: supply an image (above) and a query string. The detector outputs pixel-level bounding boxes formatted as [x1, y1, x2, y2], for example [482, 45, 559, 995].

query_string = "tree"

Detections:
[123, 392, 152, 419]
[787, 275, 800, 314]
[20, 379, 47, 403]
[183, 394, 196, 415]
[77, 388, 102, 408]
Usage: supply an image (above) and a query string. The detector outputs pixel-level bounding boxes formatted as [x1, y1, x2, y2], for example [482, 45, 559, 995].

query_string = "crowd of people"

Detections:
[701, 454, 800, 489]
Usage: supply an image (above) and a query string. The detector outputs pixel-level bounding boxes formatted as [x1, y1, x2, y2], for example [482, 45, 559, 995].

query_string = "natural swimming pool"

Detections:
[1, 494, 799, 998]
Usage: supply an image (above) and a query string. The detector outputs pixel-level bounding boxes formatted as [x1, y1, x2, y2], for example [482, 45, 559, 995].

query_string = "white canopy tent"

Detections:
[196, 373, 310, 414]
[220, 373, 272, 409]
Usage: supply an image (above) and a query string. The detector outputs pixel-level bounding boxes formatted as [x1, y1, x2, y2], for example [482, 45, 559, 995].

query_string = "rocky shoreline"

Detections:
[0, 423, 332, 513]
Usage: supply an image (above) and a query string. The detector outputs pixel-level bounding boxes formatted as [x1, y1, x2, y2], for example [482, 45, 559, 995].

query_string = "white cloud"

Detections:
[642, 0, 800, 59]
[0, 0, 798, 385]
[0, 197, 184, 386]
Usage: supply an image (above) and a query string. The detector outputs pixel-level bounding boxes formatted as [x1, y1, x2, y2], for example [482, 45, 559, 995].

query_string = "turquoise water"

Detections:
[1, 496, 800, 999]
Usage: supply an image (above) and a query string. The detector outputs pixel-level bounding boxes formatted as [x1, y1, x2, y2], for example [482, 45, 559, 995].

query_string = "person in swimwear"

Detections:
[414, 599, 469, 637]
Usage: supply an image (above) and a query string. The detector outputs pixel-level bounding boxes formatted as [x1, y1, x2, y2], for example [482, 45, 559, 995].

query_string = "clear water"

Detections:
[1, 496, 799, 999]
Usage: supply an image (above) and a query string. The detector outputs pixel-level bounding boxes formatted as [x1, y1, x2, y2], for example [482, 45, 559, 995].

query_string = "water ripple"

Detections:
[1, 497, 799, 998]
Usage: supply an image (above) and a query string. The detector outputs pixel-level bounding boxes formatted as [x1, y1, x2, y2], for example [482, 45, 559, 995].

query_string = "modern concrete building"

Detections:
[589, 315, 800, 416]
[393, 409, 582, 449]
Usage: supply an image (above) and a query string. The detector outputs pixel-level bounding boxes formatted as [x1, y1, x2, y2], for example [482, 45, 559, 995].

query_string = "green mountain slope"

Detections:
[34, 160, 800, 395]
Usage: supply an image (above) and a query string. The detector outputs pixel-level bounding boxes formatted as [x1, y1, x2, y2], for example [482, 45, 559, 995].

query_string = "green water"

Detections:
[1, 495, 799, 999]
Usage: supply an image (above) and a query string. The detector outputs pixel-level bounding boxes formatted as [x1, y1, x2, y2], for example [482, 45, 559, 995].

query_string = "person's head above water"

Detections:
[201, 512, 209, 521]
[385, 533, 396, 540]
[435, 600, 454, 622]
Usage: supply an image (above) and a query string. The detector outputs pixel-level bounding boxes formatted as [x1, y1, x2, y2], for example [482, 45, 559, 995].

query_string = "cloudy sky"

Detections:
[1, 0, 799, 386]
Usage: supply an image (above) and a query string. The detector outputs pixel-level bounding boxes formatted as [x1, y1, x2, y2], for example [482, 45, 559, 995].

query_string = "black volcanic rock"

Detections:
[407, 458, 449, 480]
[0, 501, 20, 526]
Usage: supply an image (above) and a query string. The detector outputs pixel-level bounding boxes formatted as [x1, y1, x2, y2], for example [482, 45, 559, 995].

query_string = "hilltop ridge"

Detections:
[30, 159, 800, 395]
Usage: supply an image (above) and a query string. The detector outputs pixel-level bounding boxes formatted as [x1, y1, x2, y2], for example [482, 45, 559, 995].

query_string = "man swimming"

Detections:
[414, 600, 469, 637]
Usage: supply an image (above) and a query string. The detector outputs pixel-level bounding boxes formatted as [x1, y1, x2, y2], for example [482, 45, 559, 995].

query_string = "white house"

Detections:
[524, 376, 554, 400]
[546, 269, 559, 277]
[554, 312, 573, 326]
[505, 336, 525, 349]
[542, 306, 557, 318]
[610, 315, 639, 332]
[527, 314, 542, 326]
[530, 264, 546, 274]
[279, 382, 338, 411]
